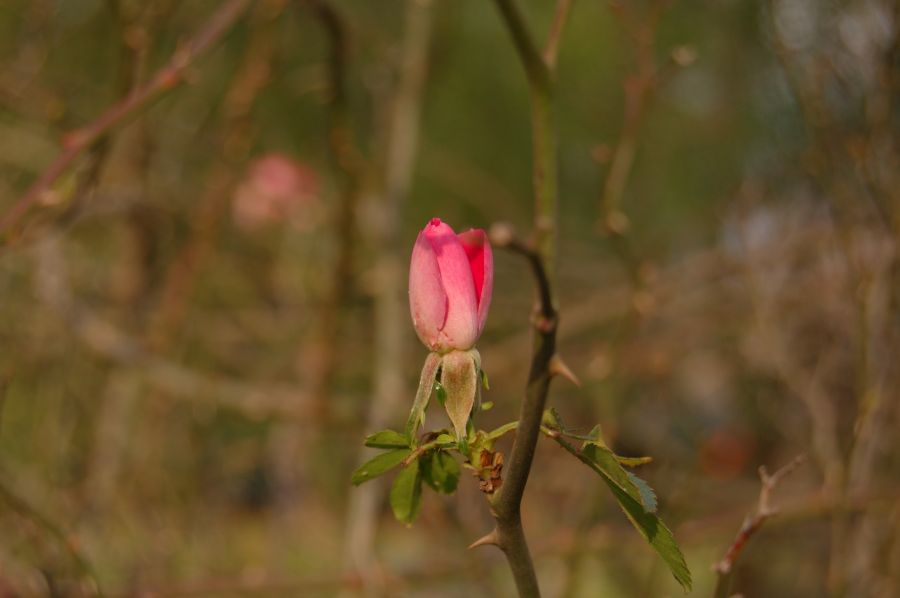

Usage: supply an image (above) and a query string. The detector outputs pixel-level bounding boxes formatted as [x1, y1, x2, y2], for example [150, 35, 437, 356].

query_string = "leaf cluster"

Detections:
[541, 408, 692, 592]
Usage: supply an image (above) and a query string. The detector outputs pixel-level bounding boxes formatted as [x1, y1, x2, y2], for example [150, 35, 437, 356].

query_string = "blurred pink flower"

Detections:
[232, 153, 319, 230]
[409, 218, 493, 353]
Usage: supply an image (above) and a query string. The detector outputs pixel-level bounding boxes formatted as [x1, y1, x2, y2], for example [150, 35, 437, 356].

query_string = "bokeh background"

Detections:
[1, 0, 898, 596]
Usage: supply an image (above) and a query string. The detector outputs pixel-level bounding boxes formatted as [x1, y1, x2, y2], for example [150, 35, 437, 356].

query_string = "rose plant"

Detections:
[351, 218, 691, 594]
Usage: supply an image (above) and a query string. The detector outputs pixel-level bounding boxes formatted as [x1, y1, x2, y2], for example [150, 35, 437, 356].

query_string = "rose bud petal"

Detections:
[409, 218, 480, 352]
[457, 228, 493, 336]
[232, 153, 319, 231]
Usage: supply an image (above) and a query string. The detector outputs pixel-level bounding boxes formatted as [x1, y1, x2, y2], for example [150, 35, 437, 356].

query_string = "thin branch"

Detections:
[0, 475, 103, 595]
[713, 455, 806, 598]
[480, 1, 568, 595]
[543, 0, 574, 70]
[0, 0, 253, 241]
[493, 0, 552, 93]
[490, 223, 555, 325]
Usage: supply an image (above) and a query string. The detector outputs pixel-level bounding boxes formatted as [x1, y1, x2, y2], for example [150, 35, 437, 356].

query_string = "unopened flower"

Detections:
[232, 153, 319, 231]
[408, 218, 493, 354]
[407, 218, 493, 440]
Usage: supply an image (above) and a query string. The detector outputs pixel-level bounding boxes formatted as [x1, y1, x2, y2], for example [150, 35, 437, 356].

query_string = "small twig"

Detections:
[543, 0, 574, 70]
[0, 475, 103, 595]
[0, 0, 253, 240]
[490, 223, 555, 326]
[713, 455, 806, 598]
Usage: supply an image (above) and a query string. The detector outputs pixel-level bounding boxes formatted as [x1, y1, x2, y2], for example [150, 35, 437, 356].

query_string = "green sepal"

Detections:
[441, 350, 478, 441]
[406, 352, 442, 442]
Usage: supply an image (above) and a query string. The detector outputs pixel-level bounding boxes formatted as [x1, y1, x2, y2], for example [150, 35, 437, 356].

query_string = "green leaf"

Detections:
[480, 401, 494, 411]
[582, 443, 656, 513]
[603, 473, 691, 592]
[550, 434, 690, 592]
[406, 353, 442, 441]
[364, 429, 410, 449]
[481, 369, 490, 390]
[351, 449, 412, 486]
[422, 451, 460, 494]
[390, 460, 423, 524]
[627, 471, 658, 513]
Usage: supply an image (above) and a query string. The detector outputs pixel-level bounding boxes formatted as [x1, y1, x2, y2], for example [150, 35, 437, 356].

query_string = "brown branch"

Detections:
[490, 223, 555, 326]
[0, 0, 253, 241]
[475, 2, 573, 595]
[597, 3, 693, 280]
[713, 455, 806, 598]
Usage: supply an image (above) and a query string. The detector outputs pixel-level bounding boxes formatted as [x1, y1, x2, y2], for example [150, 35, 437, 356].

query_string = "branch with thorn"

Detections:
[713, 455, 806, 598]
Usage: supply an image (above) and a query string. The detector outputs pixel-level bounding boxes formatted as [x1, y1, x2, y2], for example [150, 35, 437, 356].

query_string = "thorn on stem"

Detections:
[549, 354, 580, 386]
[468, 528, 501, 550]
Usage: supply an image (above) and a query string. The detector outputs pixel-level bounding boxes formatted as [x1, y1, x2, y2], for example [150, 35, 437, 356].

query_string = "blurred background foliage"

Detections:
[0, 0, 898, 596]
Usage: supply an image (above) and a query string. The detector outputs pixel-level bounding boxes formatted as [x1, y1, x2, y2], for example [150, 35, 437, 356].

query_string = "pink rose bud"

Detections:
[409, 218, 493, 353]
[232, 153, 319, 231]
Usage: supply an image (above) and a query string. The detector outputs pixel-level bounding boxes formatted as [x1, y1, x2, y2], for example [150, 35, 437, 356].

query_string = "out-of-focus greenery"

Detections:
[1, 0, 898, 596]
